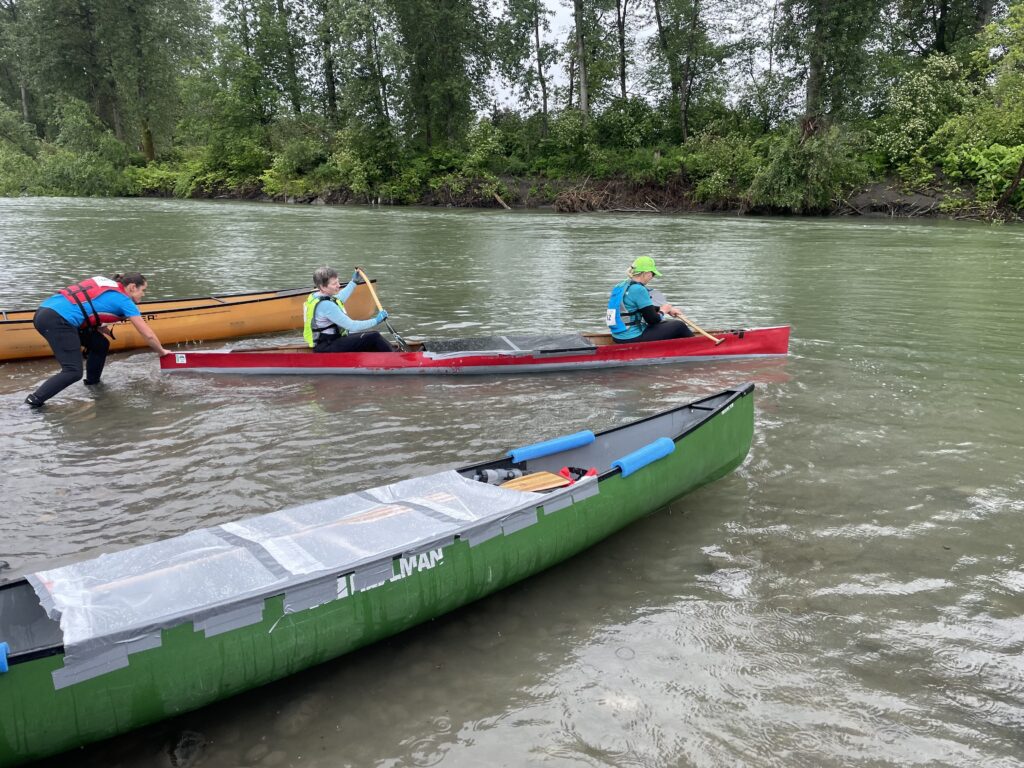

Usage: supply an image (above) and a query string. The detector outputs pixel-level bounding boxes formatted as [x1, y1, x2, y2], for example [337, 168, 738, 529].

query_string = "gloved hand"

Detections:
[375, 310, 388, 323]
[351, 269, 361, 284]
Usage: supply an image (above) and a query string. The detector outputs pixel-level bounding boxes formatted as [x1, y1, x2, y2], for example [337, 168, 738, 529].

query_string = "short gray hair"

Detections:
[313, 266, 338, 288]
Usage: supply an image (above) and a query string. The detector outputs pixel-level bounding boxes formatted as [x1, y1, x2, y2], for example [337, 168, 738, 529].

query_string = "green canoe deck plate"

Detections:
[0, 383, 755, 767]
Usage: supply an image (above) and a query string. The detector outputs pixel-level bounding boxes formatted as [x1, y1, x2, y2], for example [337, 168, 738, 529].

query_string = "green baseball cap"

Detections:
[631, 256, 662, 276]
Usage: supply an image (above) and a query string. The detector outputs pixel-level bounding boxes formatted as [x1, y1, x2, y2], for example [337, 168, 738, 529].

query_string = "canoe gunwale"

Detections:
[0, 287, 312, 325]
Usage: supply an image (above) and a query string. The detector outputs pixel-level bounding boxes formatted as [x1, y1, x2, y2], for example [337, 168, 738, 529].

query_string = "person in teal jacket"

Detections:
[606, 256, 694, 343]
[303, 266, 392, 352]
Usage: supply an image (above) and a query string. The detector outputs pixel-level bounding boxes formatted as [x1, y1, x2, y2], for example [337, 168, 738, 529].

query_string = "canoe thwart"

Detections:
[612, 437, 676, 478]
[499, 472, 572, 492]
[508, 430, 596, 464]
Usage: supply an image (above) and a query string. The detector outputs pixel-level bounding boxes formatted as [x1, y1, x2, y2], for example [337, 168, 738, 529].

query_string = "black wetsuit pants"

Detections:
[613, 319, 694, 344]
[30, 307, 110, 403]
[313, 331, 393, 353]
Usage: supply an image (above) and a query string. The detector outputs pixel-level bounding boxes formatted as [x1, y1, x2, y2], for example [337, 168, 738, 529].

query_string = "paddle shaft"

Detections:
[355, 268, 409, 351]
[671, 311, 723, 345]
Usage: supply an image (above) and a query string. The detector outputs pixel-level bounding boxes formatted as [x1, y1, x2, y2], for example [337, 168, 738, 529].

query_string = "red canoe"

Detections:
[159, 326, 790, 376]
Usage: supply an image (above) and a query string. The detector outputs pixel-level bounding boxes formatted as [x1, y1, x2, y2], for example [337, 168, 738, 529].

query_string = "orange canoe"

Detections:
[0, 285, 379, 362]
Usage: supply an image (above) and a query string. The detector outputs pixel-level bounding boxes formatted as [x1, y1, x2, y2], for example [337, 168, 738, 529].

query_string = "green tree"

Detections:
[779, 0, 885, 127]
[494, 0, 555, 133]
[389, 0, 491, 147]
[646, 0, 732, 141]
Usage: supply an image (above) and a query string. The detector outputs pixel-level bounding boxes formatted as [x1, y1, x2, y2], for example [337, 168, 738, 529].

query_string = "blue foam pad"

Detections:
[508, 430, 595, 464]
[611, 437, 676, 477]
[0, 641, 8, 673]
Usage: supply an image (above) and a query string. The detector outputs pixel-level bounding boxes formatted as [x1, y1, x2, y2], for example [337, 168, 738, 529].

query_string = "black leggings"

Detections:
[614, 319, 694, 344]
[314, 331, 393, 353]
[30, 308, 110, 403]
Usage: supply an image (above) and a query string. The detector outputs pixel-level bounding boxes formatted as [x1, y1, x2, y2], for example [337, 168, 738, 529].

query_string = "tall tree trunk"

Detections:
[975, 0, 995, 29]
[532, 3, 549, 135]
[615, 0, 629, 99]
[274, 0, 302, 114]
[315, 0, 337, 124]
[20, 83, 29, 122]
[573, 0, 588, 119]
[679, 0, 701, 142]
[141, 120, 155, 161]
[323, 42, 337, 123]
[368, 19, 390, 124]
[935, 0, 950, 53]
[804, 2, 826, 128]
[652, 0, 681, 108]
[567, 52, 575, 110]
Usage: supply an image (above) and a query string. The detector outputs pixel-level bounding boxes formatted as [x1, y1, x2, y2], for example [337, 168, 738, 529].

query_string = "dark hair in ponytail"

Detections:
[113, 272, 147, 287]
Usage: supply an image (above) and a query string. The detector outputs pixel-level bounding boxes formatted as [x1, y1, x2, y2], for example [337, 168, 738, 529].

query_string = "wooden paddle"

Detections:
[354, 267, 410, 352]
[500, 471, 572, 492]
[670, 311, 723, 345]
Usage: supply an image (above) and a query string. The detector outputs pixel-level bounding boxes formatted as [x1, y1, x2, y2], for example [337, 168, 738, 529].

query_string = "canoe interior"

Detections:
[0, 287, 307, 322]
[171, 329, 757, 356]
[0, 581, 61, 662]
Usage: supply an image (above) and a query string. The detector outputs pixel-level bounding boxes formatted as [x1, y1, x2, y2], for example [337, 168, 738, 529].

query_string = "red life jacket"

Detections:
[58, 277, 130, 328]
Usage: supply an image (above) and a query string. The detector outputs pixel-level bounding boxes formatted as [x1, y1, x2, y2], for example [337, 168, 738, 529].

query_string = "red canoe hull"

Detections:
[160, 326, 790, 375]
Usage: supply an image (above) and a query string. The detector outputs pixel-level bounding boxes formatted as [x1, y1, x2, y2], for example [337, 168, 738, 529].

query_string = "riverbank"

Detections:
[196, 176, 1020, 221]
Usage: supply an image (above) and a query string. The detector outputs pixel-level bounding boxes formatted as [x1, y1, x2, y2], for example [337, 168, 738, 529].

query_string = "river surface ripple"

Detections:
[1, 199, 1023, 767]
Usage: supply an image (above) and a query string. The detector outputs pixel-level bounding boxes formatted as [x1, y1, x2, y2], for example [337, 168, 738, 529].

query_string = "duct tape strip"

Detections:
[541, 475, 600, 514]
[284, 578, 338, 614]
[0, 641, 8, 673]
[463, 521, 503, 547]
[194, 600, 265, 638]
[612, 437, 676, 478]
[214, 527, 292, 579]
[353, 561, 395, 592]
[52, 634, 162, 690]
[508, 430, 595, 464]
[501, 508, 538, 535]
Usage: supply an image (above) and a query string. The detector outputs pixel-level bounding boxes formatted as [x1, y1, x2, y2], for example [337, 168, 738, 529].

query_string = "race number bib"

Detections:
[605, 308, 618, 327]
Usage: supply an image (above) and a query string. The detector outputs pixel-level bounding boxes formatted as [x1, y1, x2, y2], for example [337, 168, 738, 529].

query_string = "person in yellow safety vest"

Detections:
[606, 256, 694, 343]
[303, 266, 393, 353]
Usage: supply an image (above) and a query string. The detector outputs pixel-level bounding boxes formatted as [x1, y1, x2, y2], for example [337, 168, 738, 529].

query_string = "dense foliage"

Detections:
[1, 0, 1022, 216]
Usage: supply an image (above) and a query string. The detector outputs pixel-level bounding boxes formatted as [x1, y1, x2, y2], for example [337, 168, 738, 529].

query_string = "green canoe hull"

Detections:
[0, 385, 754, 766]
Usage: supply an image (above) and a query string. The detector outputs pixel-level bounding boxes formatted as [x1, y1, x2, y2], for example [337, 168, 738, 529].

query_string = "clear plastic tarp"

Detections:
[26, 470, 543, 682]
[28, 529, 285, 648]
[222, 471, 537, 575]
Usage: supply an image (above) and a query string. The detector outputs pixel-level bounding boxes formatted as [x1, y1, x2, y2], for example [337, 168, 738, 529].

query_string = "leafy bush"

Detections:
[35, 146, 130, 196]
[873, 55, 974, 167]
[0, 102, 38, 157]
[680, 133, 761, 205]
[749, 126, 872, 213]
[940, 143, 1024, 206]
[592, 97, 661, 149]
[123, 163, 182, 196]
[0, 144, 38, 195]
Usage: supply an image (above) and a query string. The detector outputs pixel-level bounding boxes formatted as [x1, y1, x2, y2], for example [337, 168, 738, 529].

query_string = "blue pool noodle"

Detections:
[508, 430, 595, 463]
[612, 437, 676, 477]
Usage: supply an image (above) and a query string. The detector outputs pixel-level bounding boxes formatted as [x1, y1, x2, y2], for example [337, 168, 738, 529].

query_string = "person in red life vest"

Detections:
[25, 273, 170, 408]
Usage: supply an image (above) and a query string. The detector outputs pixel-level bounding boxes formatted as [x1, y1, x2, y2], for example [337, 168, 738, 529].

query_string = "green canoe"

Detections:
[0, 383, 755, 766]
